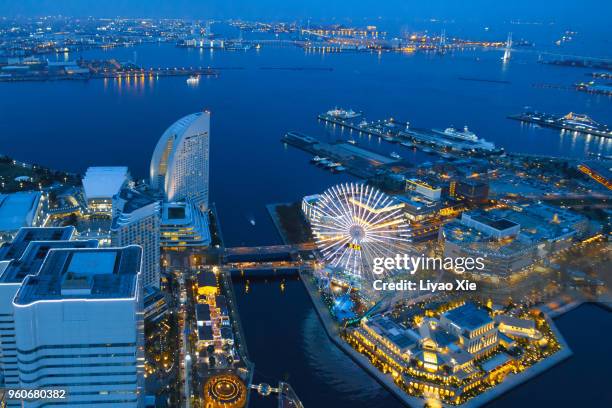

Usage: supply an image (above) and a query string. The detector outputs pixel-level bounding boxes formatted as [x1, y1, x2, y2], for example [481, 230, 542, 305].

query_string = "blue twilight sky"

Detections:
[0, 0, 610, 26]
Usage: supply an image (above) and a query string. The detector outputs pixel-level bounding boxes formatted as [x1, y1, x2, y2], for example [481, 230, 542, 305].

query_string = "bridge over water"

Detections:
[221, 243, 315, 263]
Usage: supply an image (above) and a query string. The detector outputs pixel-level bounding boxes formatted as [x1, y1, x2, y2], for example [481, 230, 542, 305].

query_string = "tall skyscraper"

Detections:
[150, 111, 210, 211]
[111, 188, 161, 289]
[12, 246, 145, 408]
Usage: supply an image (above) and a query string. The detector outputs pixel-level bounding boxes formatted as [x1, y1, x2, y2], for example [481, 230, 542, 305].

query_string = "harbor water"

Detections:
[0, 37, 610, 407]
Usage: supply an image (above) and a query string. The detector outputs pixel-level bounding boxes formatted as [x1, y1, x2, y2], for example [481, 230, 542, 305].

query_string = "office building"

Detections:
[150, 111, 210, 210]
[0, 227, 97, 393]
[12, 246, 145, 408]
[112, 188, 161, 289]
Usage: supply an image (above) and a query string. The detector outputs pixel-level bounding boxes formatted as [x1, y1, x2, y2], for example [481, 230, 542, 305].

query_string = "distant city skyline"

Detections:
[1, 0, 611, 28]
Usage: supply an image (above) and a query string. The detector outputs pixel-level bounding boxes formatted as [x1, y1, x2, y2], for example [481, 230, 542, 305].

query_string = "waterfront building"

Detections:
[150, 111, 210, 210]
[160, 201, 211, 249]
[361, 315, 417, 361]
[439, 204, 589, 278]
[0, 192, 45, 244]
[345, 300, 548, 403]
[11, 246, 145, 407]
[82, 166, 131, 214]
[405, 178, 442, 201]
[111, 188, 161, 289]
[301, 194, 321, 221]
[495, 315, 541, 340]
[439, 303, 498, 356]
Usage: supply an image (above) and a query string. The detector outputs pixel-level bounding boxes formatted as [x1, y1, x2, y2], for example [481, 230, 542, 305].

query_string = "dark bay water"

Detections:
[0, 43, 610, 245]
[0, 40, 610, 407]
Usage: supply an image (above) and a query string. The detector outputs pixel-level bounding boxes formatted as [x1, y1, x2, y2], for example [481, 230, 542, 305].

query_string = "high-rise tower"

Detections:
[150, 111, 210, 210]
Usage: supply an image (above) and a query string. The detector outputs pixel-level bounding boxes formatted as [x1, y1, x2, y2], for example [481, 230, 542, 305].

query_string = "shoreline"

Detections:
[299, 269, 580, 408]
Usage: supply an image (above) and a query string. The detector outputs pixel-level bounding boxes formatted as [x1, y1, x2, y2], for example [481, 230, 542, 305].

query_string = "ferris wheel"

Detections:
[310, 183, 411, 278]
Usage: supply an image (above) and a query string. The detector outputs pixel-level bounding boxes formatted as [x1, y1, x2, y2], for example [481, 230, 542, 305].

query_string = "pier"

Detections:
[318, 110, 501, 156]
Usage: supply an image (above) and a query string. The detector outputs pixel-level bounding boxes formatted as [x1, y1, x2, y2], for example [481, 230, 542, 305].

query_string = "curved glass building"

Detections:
[150, 111, 210, 210]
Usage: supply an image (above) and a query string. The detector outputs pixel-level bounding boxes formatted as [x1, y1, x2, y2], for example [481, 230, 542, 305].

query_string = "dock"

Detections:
[282, 131, 400, 179]
[318, 110, 501, 156]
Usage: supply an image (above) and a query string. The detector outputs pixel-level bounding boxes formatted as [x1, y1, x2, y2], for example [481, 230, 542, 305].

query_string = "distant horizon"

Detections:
[1, 0, 611, 28]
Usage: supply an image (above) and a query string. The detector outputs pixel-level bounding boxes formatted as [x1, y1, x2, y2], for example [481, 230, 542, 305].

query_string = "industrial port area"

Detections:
[0, 4, 611, 408]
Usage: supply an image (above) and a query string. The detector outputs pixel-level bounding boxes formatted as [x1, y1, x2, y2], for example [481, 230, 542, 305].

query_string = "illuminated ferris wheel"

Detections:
[310, 183, 411, 278]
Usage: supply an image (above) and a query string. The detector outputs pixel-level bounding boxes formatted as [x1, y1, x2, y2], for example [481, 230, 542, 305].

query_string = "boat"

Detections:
[422, 147, 433, 154]
[347, 139, 357, 145]
[431, 126, 497, 151]
[433, 126, 479, 142]
[400, 141, 414, 148]
[311, 155, 324, 163]
[326, 108, 361, 120]
[358, 120, 368, 127]
[334, 166, 347, 172]
[186, 75, 200, 84]
[390, 152, 401, 160]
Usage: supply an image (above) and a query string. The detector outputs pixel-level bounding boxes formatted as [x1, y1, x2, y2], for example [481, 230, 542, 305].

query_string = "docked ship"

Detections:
[431, 126, 497, 151]
[186, 75, 200, 85]
[325, 108, 362, 120]
[509, 111, 612, 138]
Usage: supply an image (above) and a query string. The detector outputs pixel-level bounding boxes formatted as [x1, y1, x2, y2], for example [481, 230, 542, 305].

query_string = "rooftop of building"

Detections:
[442, 220, 532, 257]
[198, 325, 214, 341]
[495, 314, 536, 330]
[198, 270, 217, 288]
[0, 226, 74, 261]
[0, 238, 98, 283]
[82, 166, 130, 200]
[442, 303, 492, 332]
[162, 112, 207, 141]
[13, 246, 141, 305]
[481, 352, 513, 373]
[0, 191, 42, 232]
[111, 188, 159, 230]
[115, 188, 157, 214]
[406, 178, 441, 191]
[196, 303, 211, 322]
[395, 193, 439, 211]
[464, 211, 519, 232]
[419, 320, 458, 348]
